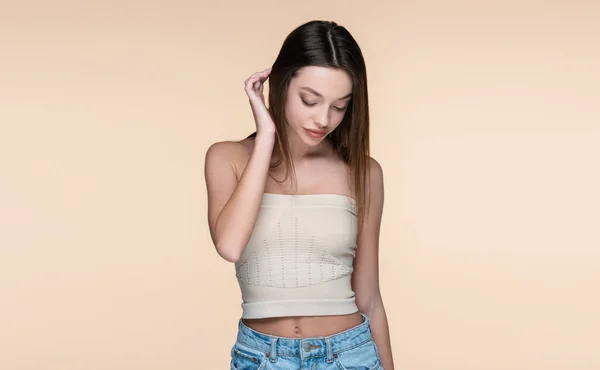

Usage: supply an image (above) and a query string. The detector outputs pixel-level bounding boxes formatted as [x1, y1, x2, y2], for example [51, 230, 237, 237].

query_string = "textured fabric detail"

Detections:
[235, 242, 353, 288]
[235, 193, 359, 318]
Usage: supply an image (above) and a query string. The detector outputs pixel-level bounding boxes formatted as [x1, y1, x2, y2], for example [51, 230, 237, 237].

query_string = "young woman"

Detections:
[205, 20, 394, 370]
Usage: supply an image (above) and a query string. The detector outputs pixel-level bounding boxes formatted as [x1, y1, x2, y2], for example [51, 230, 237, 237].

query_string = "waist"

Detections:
[242, 311, 363, 338]
[237, 312, 372, 357]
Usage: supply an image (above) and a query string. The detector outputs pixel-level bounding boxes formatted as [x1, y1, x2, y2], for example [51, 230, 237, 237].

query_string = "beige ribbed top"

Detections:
[234, 193, 359, 319]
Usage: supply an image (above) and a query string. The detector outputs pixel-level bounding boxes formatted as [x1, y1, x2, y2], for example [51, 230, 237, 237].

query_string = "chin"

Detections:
[303, 140, 322, 147]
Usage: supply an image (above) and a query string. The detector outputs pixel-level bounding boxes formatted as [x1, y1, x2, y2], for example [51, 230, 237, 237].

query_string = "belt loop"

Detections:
[326, 337, 333, 363]
[269, 337, 278, 362]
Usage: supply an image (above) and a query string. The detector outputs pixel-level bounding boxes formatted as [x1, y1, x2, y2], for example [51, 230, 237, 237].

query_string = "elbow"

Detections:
[215, 241, 242, 263]
[212, 226, 249, 263]
[211, 226, 247, 263]
[221, 251, 241, 263]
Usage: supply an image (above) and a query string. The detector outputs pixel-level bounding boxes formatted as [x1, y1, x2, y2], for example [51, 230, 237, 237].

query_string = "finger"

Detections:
[247, 73, 263, 85]
[245, 71, 261, 85]
[246, 81, 263, 100]
[250, 69, 270, 81]
[245, 70, 269, 93]
[245, 77, 258, 93]
[260, 69, 271, 78]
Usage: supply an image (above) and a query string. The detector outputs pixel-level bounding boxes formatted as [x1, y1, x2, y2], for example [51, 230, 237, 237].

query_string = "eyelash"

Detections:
[301, 99, 346, 112]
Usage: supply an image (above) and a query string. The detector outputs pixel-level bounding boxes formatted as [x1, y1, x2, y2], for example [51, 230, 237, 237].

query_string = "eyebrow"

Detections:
[300, 87, 352, 100]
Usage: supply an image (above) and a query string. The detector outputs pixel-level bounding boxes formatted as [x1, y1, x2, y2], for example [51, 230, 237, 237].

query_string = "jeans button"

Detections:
[303, 343, 311, 352]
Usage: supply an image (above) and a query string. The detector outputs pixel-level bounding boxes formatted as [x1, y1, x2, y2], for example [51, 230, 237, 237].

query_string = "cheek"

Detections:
[330, 111, 347, 129]
[285, 101, 310, 127]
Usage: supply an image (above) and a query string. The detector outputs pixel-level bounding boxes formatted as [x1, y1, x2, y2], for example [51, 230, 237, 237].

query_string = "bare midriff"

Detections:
[242, 311, 363, 338]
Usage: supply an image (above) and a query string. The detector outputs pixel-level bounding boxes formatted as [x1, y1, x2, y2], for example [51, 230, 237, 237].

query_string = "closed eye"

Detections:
[301, 97, 347, 111]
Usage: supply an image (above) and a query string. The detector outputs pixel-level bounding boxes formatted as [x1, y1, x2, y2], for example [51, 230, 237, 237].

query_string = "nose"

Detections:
[314, 107, 331, 129]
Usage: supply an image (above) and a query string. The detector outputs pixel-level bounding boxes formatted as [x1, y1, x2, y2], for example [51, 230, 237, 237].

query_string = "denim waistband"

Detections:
[235, 313, 373, 360]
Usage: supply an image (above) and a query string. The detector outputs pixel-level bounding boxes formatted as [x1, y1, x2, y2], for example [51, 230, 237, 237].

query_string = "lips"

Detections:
[304, 128, 327, 138]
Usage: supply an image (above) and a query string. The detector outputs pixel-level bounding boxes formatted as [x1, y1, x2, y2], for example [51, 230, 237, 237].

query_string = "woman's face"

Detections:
[284, 66, 353, 146]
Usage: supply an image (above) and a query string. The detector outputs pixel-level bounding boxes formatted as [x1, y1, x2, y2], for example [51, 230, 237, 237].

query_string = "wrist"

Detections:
[255, 130, 276, 144]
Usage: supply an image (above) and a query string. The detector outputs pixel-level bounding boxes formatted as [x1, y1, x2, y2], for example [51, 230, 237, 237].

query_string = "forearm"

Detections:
[366, 302, 395, 370]
[214, 133, 275, 261]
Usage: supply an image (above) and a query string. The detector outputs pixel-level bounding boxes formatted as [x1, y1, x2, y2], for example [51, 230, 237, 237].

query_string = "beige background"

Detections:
[1, 1, 599, 369]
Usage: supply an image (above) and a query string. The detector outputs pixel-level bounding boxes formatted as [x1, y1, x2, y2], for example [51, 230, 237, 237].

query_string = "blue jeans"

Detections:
[230, 313, 383, 370]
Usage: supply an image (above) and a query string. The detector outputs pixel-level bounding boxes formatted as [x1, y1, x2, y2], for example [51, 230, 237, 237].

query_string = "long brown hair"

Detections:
[250, 20, 371, 233]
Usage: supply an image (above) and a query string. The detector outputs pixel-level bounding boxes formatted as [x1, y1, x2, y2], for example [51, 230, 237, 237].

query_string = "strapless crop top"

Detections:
[234, 193, 359, 319]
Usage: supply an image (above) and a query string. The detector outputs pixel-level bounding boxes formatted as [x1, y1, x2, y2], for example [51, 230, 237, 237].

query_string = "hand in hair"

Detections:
[244, 68, 275, 136]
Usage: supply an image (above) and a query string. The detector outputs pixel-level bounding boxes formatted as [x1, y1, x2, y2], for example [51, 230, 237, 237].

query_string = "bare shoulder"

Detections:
[205, 139, 251, 161]
[368, 156, 384, 186]
[368, 156, 383, 176]
[367, 156, 384, 202]
[204, 137, 253, 179]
